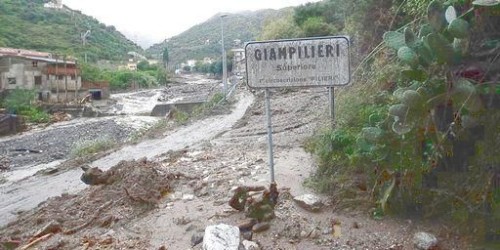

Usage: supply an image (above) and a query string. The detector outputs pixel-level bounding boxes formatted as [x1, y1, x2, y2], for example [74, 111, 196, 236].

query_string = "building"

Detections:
[44, 0, 63, 9]
[231, 48, 246, 75]
[0, 47, 88, 103]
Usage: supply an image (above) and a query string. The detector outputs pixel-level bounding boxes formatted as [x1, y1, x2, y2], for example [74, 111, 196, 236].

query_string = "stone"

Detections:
[34, 220, 62, 237]
[241, 230, 253, 241]
[191, 232, 204, 247]
[293, 194, 324, 212]
[238, 219, 257, 231]
[252, 222, 270, 233]
[241, 240, 260, 250]
[413, 231, 438, 250]
[80, 166, 111, 185]
[309, 228, 321, 239]
[203, 224, 240, 250]
[182, 194, 195, 201]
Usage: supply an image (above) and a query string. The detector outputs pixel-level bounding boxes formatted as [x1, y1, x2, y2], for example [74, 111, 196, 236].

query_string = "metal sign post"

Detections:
[245, 36, 350, 183]
[264, 89, 275, 183]
[329, 87, 335, 124]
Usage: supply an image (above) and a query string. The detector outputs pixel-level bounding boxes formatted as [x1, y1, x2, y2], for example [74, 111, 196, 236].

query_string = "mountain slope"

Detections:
[147, 8, 291, 66]
[0, 0, 142, 62]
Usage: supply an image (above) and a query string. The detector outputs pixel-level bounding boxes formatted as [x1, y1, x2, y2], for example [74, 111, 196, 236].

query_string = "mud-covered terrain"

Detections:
[0, 75, 468, 249]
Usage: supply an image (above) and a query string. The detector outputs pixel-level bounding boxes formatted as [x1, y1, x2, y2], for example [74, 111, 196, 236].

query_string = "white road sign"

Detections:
[245, 36, 350, 88]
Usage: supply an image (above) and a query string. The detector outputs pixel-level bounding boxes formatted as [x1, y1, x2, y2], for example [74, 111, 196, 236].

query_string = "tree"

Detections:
[162, 47, 169, 69]
[259, 12, 303, 40]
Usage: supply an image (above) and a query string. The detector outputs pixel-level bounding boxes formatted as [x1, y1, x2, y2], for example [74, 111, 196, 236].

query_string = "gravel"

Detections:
[0, 119, 135, 169]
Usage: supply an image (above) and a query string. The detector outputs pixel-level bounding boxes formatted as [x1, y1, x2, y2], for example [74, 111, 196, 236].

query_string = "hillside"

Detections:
[147, 8, 291, 66]
[0, 0, 142, 62]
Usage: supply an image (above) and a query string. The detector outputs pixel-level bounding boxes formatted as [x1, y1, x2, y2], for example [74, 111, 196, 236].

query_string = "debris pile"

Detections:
[0, 158, 180, 249]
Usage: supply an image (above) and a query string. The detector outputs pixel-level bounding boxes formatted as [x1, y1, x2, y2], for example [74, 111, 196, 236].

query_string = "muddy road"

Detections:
[0, 75, 468, 249]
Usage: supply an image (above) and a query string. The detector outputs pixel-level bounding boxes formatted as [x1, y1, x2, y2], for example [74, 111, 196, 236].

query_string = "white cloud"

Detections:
[63, 0, 320, 48]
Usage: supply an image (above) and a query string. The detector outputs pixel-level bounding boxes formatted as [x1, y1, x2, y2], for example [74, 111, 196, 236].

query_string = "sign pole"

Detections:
[329, 87, 335, 125]
[264, 88, 275, 183]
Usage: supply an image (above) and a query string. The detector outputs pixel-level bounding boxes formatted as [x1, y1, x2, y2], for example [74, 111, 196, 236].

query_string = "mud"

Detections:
[0, 76, 469, 249]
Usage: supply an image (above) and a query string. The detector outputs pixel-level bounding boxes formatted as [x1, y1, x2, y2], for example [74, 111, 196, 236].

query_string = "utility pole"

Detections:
[220, 14, 228, 100]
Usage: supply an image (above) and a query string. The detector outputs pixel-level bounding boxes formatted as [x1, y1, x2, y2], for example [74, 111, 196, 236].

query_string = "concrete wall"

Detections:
[151, 101, 205, 117]
[0, 57, 48, 90]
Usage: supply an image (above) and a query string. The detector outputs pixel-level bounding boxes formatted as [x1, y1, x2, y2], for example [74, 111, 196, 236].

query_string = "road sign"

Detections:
[245, 36, 350, 88]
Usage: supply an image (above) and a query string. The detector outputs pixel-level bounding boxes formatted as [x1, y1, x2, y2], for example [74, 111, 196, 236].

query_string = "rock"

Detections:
[80, 166, 110, 185]
[300, 230, 310, 239]
[238, 219, 257, 231]
[191, 232, 204, 247]
[34, 220, 62, 237]
[293, 194, 324, 212]
[39, 167, 59, 175]
[203, 224, 240, 250]
[241, 240, 260, 250]
[241, 230, 253, 241]
[309, 228, 321, 239]
[413, 231, 438, 250]
[182, 194, 195, 201]
[252, 222, 270, 233]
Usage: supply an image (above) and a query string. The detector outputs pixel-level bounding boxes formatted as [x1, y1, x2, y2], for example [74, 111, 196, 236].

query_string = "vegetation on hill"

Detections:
[80, 62, 168, 90]
[291, 0, 500, 246]
[0, 0, 142, 62]
[146, 9, 291, 66]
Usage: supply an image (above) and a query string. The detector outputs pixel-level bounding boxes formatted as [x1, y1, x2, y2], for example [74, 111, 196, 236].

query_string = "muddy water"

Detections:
[0, 92, 254, 226]
[106, 89, 163, 115]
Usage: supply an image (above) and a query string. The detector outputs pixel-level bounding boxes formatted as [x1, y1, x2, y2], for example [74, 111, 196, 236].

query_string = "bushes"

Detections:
[306, 0, 500, 242]
[70, 137, 117, 157]
[2, 89, 49, 124]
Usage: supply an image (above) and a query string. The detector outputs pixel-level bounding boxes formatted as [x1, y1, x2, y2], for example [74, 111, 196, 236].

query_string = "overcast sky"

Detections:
[63, 0, 320, 48]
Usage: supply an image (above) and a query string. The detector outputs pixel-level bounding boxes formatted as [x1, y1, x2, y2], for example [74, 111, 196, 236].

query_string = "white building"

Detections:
[44, 0, 63, 9]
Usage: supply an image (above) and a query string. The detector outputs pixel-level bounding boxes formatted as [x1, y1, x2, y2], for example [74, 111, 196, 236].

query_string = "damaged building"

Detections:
[0, 47, 108, 103]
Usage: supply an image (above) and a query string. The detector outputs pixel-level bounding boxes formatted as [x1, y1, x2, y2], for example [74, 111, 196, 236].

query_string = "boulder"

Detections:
[203, 224, 240, 250]
[293, 194, 324, 212]
[241, 240, 260, 250]
[413, 231, 438, 250]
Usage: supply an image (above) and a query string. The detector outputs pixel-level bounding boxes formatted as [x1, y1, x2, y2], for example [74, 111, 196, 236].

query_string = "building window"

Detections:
[57, 75, 64, 80]
[32, 61, 38, 67]
[7, 77, 16, 85]
[34, 76, 42, 85]
[71, 75, 76, 80]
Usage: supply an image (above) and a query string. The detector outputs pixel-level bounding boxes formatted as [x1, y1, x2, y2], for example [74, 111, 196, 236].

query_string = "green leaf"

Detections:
[383, 31, 406, 50]
[402, 69, 428, 82]
[402, 90, 423, 108]
[451, 78, 483, 111]
[445, 6, 457, 23]
[404, 27, 417, 48]
[447, 18, 470, 38]
[419, 24, 434, 38]
[415, 41, 435, 66]
[389, 104, 409, 120]
[392, 120, 414, 135]
[426, 33, 455, 64]
[397, 46, 419, 66]
[361, 127, 383, 142]
[428, 0, 446, 31]
[453, 38, 469, 56]
[472, 0, 500, 7]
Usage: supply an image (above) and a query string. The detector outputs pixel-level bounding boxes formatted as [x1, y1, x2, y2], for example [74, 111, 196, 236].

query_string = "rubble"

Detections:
[202, 224, 240, 250]
[413, 232, 439, 250]
[293, 194, 324, 212]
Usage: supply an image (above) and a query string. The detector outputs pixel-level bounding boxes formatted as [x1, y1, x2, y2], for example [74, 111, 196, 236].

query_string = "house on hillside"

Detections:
[0, 47, 106, 103]
[44, 0, 63, 9]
